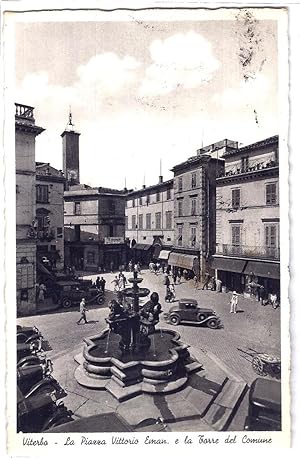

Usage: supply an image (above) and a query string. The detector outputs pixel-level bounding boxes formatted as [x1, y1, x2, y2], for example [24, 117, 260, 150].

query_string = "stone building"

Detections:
[64, 185, 127, 271]
[170, 149, 225, 281]
[15, 103, 44, 315]
[35, 162, 65, 272]
[125, 177, 174, 265]
[212, 135, 280, 295]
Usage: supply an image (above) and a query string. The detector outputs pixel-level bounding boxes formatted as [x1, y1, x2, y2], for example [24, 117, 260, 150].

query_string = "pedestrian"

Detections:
[95, 276, 101, 289]
[193, 275, 199, 289]
[110, 261, 114, 273]
[259, 285, 266, 305]
[38, 283, 46, 302]
[172, 269, 177, 284]
[216, 278, 222, 293]
[156, 262, 160, 273]
[202, 272, 210, 290]
[153, 263, 158, 275]
[100, 277, 106, 292]
[122, 274, 127, 289]
[210, 276, 216, 291]
[77, 298, 88, 324]
[177, 269, 182, 284]
[111, 276, 119, 292]
[230, 291, 239, 313]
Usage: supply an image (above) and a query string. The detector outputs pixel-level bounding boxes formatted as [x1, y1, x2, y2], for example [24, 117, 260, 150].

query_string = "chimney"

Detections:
[158, 175, 163, 184]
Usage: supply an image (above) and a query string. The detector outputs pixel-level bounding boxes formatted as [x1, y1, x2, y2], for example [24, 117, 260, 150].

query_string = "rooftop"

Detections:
[126, 178, 174, 197]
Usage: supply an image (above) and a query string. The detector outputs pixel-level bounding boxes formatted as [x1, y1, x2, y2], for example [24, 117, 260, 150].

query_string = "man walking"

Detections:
[230, 291, 239, 314]
[77, 298, 88, 324]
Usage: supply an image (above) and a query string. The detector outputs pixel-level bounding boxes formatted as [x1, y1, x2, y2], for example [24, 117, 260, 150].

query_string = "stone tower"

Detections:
[61, 111, 80, 189]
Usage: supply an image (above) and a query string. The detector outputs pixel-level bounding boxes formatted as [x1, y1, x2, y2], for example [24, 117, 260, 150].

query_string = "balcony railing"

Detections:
[217, 159, 278, 178]
[15, 103, 35, 120]
[216, 243, 280, 260]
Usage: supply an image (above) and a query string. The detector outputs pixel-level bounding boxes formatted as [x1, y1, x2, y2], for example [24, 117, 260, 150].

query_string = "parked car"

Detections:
[17, 387, 73, 433]
[244, 377, 281, 431]
[164, 298, 221, 328]
[17, 325, 43, 345]
[50, 280, 105, 308]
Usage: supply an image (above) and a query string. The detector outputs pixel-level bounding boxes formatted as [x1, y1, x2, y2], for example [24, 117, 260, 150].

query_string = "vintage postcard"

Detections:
[1, 0, 292, 454]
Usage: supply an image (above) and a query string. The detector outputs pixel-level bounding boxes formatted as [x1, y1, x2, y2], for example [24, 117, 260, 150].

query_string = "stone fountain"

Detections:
[74, 272, 202, 401]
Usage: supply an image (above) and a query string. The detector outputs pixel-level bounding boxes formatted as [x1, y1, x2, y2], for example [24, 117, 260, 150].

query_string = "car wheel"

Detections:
[170, 315, 180, 325]
[197, 313, 206, 322]
[62, 298, 72, 309]
[96, 296, 105, 305]
[207, 318, 218, 329]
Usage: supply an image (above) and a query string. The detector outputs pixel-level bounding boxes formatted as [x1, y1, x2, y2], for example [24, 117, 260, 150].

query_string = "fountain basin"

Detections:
[74, 328, 202, 401]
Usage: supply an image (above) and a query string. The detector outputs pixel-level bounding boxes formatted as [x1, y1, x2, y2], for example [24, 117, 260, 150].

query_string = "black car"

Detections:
[164, 298, 221, 328]
[244, 377, 281, 431]
[50, 280, 105, 308]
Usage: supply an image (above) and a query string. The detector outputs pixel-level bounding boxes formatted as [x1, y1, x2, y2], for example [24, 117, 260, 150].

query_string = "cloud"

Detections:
[139, 32, 220, 96]
[76, 52, 140, 94]
[212, 74, 270, 110]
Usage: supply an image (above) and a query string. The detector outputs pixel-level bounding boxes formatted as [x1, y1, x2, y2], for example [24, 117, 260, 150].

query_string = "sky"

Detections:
[15, 13, 278, 190]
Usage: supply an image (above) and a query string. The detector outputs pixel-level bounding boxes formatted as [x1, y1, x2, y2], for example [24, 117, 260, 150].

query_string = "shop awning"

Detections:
[168, 253, 198, 270]
[158, 250, 171, 260]
[244, 261, 280, 279]
[36, 261, 56, 280]
[133, 244, 149, 250]
[211, 257, 247, 273]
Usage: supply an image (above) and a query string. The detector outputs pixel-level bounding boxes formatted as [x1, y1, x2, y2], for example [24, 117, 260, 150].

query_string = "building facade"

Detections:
[171, 152, 225, 280]
[35, 163, 65, 273]
[64, 185, 127, 272]
[125, 178, 174, 265]
[15, 103, 44, 315]
[212, 135, 280, 295]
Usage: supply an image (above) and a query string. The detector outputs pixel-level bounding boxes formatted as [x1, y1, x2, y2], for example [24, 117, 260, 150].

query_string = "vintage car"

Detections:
[164, 298, 221, 328]
[50, 280, 105, 308]
[17, 325, 43, 345]
[244, 377, 281, 431]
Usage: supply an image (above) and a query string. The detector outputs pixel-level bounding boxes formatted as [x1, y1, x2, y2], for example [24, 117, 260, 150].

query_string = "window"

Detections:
[265, 224, 277, 246]
[190, 226, 196, 247]
[156, 191, 160, 202]
[36, 185, 49, 203]
[191, 197, 197, 216]
[191, 172, 197, 189]
[178, 177, 183, 191]
[266, 183, 277, 205]
[146, 194, 150, 205]
[178, 225, 183, 246]
[109, 225, 114, 237]
[166, 188, 171, 200]
[108, 199, 115, 213]
[139, 197, 143, 206]
[74, 202, 81, 215]
[132, 199, 135, 208]
[241, 156, 249, 172]
[155, 212, 161, 229]
[232, 188, 241, 208]
[132, 215, 136, 229]
[87, 251, 95, 264]
[166, 211, 172, 229]
[138, 214, 143, 230]
[125, 216, 128, 230]
[231, 225, 241, 246]
[178, 200, 183, 217]
[146, 213, 151, 229]
[57, 227, 63, 238]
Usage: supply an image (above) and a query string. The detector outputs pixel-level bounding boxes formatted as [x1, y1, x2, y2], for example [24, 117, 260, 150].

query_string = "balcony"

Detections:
[217, 158, 278, 178]
[216, 243, 280, 261]
[15, 103, 35, 120]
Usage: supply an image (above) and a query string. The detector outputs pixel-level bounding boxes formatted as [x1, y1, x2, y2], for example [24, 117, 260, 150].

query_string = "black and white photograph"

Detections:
[1, 0, 293, 453]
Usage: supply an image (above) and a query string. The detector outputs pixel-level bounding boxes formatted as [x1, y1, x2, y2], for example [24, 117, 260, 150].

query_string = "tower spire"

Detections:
[159, 159, 163, 184]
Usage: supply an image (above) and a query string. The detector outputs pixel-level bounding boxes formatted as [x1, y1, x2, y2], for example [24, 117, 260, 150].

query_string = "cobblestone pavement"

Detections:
[19, 269, 280, 386]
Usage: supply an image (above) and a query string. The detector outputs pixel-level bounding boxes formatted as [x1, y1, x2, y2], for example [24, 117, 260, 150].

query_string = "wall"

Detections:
[216, 175, 279, 249]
